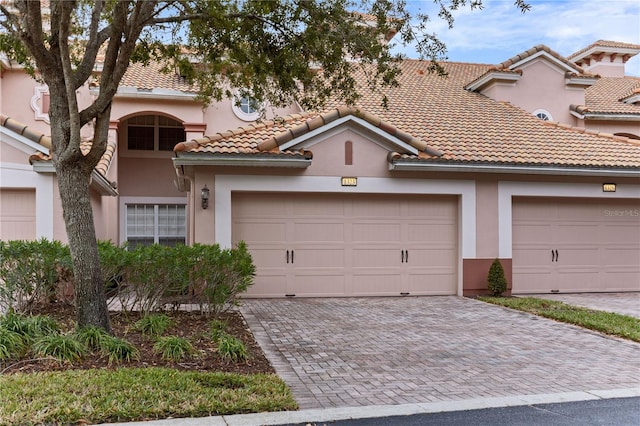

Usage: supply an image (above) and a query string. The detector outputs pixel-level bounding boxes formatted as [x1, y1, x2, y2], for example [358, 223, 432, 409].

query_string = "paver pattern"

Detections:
[240, 296, 640, 409]
[528, 293, 640, 318]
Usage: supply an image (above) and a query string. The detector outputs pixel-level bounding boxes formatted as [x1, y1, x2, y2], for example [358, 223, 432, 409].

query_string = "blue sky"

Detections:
[390, 0, 640, 76]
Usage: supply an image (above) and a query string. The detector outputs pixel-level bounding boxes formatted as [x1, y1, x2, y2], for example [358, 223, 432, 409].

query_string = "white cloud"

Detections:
[394, 0, 640, 75]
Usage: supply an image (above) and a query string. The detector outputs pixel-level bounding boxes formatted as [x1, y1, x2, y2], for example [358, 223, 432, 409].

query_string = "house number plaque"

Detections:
[341, 177, 357, 186]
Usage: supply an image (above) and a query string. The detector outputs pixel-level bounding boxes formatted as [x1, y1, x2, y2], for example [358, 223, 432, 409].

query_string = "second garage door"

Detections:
[233, 192, 458, 297]
[0, 189, 36, 241]
[512, 197, 640, 293]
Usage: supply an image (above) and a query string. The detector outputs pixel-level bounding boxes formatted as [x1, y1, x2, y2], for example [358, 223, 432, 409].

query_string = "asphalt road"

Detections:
[284, 397, 640, 426]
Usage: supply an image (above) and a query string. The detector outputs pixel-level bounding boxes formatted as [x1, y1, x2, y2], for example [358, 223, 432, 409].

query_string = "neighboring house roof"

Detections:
[497, 44, 586, 74]
[572, 76, 640, 118]
[0, 114, 118, 195]
[118, 61, 198, 93]
[175, 60, 640, 174]
[568, 40, 640, 63]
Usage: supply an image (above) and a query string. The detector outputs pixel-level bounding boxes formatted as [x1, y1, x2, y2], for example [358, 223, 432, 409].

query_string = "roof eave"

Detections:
[565, 76, 599, 87]
[173, 154, 312, 168]
[464, 71, 521, 92]
[571, 111, 640, 121]
[92, 86, 199, 101]
[90, 170, 118, 196]
[389, 161, 640, 177]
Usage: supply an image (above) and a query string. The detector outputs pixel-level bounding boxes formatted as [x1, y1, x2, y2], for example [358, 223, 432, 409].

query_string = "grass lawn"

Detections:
[0, 368, 297, 425]
[479, 296, 640, 342]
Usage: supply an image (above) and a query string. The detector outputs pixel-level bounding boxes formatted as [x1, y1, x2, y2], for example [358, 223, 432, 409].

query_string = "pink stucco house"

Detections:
[1, 40, 639, 297]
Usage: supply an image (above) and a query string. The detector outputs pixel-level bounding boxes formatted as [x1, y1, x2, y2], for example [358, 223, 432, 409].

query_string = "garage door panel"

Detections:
[352, 274, 401, 295]
[555, 224, 599, 244]
[291, 274, 346, 296]
[513, 248, 553, 266]
[352, 223, 401, 242]
[557, 248, 599, 265]
[248, 275, 288, 297]
[604, 224, 640, 243]
[234, 193, 458, 297]
[603, 248, 640, 266]
[352, 248, 401, 267]
[513, 197, 640, 293]
[292, 247, 345, 267]
[293, 222, 345, 242]
[233, 221, 286, 243]
[0, 189, 36, 241]
[352, 199, 401, 217]
[407, 223, 455, 242]
[513, 224, 553, 245]
[293, 198, 344, 216]
[408, 274, 456, 294]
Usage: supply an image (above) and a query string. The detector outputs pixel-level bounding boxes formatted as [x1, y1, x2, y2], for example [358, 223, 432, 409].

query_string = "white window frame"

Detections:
[231, 93, 263, 121]
[120, 115, 185, 158]
[532, 109, 553, 121]
[120, 197, 188, 245]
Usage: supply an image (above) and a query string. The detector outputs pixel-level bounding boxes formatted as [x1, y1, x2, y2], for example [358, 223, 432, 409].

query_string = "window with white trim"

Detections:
[532, 109, 552, 121]
[125, 204, 186, 247]
[126, 115, 185, 151]
[231, 94, 263, 121]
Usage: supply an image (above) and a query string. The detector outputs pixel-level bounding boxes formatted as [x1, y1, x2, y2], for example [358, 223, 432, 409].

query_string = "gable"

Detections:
[303, 127, 394, 177]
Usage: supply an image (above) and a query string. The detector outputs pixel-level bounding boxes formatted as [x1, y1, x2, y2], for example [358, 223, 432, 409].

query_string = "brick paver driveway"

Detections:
[240, 297, 640, 409]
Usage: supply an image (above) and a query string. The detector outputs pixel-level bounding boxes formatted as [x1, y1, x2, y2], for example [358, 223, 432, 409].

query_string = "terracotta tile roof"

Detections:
[119, 61, 198, 93]
[572, 76, 640, 116]
[496, 44, 586, 74]
[568, 40, 640, 61]
[0, 114, 116, 180]
[178, 60, 640, 170]
[0, 114, 51, 148]
[174, 113, 315, 158]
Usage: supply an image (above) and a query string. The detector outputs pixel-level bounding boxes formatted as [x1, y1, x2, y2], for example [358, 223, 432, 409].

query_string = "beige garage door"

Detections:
[0, 189, 36, 241]
[233, 192, 458, 297]
[513, 197, 640, 293]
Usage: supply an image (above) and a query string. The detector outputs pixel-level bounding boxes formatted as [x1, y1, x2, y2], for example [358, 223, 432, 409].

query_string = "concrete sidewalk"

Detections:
[107, 388, 640, 426]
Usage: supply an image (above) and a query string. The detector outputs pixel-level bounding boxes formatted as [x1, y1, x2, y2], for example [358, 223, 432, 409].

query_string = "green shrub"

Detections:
[217, 334, 248, 363]
[487, 258, 508, 296]
[191, 242, 256, 316]
[134, 314, 174, 338]
[0, 239, 72, 312]
[0, 327, 26, 361]
[75, 326, 111, 351]
[210, 319, 229, 342]
[100, 336, 139, 364]
[121, 244, 192, 314]
[153, 336, 196, 361]
[33, 334, 86, 361]
[0, 312, 60, 340]
[97, 240, 130, 297]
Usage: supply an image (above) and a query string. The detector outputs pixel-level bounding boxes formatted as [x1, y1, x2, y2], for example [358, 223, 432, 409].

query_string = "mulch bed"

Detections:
[2, 303, 274, 375]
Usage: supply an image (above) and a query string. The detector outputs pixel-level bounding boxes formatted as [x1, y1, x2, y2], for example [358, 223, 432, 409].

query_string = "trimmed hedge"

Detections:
[0, 239, 255, 316]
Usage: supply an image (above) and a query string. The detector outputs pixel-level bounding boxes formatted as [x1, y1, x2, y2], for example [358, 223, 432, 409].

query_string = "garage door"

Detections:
[512, 197, 640, 293]
[0, 189, 36, 241]
[232, 192, 458, 297]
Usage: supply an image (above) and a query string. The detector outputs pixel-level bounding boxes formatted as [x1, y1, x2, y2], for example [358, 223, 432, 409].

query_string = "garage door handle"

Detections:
[405, 250, 408, 263]
[401, 250, 405, 263]
[291, 250, 294, 264]
[555, 249, 558, 262]
[286, 250, 290, 264]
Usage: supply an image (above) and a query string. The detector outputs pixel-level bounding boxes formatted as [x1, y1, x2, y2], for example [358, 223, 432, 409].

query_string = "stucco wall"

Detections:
[481, 60, 585, 124]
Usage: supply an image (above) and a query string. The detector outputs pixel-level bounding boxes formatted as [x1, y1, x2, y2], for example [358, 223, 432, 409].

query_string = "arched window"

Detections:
[126, 115, 185, 151]
[532, 109, 552, 121]
[231, 92, 263, 121]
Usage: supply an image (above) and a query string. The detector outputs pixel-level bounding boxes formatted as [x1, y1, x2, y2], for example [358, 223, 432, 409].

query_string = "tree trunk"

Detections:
[57, 162, 112, 332]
